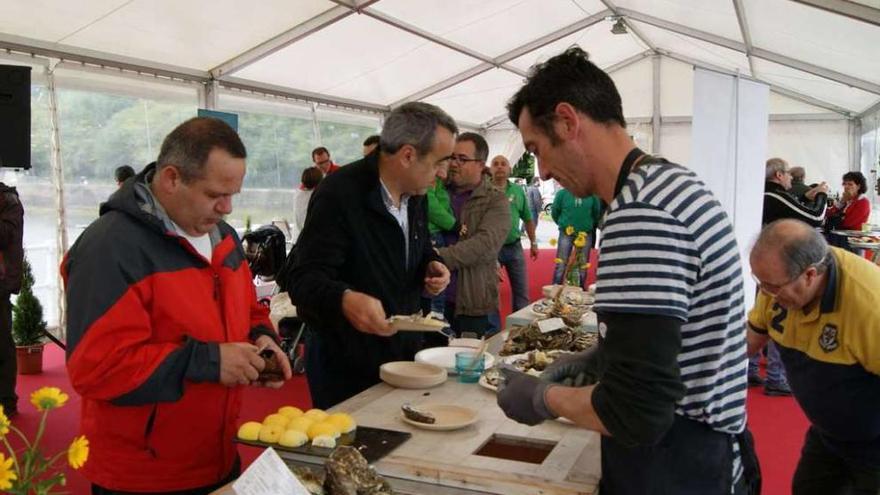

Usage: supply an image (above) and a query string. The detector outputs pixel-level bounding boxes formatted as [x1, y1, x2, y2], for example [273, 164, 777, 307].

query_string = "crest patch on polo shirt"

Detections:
[819, 324, 839, 353]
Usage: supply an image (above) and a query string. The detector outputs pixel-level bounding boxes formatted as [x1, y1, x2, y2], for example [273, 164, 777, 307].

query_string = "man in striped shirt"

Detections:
[496, 47, 757, 494]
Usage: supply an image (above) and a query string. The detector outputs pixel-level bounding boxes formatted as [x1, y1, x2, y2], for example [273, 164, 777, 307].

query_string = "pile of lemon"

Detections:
[237, 406, 357, 449]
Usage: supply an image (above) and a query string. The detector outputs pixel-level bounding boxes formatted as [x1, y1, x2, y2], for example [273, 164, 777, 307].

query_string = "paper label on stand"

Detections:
[232, 447, 310, 495]
[538, 318, 566, 333]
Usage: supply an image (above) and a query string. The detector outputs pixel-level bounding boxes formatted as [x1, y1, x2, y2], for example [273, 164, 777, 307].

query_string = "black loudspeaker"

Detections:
[0, 65, 31, 169]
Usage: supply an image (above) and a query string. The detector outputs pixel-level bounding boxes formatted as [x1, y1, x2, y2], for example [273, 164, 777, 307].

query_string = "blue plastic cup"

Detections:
[455, 351, 485, 383]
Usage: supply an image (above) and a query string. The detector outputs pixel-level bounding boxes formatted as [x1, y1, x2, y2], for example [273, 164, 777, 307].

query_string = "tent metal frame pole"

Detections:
[662, 51, 853, 116]
[788, 0, 880, 28]
[652, 54, 661, 153]
[617, 7, 880, 96]
[45, 64, 68, 338]
[211, 2, 381, 78]
[311, 103, 323, 145]
[220, 76, 389, 114]
[852, 118, 863, 172]
[598, 0, 657, 51]
[203, 80, 219, 110]
[731, 0, 757, 77]
[859, 100, 880, 119]
[391, 9, 610, 107]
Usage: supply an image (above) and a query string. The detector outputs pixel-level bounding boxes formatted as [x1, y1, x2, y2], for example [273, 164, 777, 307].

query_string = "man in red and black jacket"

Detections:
[63, 117, 290, 494]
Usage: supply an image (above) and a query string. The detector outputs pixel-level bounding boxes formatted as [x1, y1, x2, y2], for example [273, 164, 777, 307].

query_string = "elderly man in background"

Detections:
[289, 102, 453, 408]
[748, 219, 880, 495]
[437, 133, 509, 336]
[64, 117, 290, 494]
[490, 154, 538, 312]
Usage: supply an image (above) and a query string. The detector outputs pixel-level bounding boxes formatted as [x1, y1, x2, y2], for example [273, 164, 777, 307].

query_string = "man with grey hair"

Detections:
[753, 157, 829, 394]
[64, 117, 290, 493]
[747, 219, 880, 494]
[288, 102, 454, 408]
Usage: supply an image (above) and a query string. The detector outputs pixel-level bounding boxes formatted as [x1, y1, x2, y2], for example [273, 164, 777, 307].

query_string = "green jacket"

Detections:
[427, 177, 456, 234]
[502, 181, 532, 244]
[551, 189, 603, 233]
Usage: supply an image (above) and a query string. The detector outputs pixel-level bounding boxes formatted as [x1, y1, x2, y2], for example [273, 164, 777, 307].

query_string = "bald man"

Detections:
[748, 219, 880, 494]
[490, 154, 538, 311]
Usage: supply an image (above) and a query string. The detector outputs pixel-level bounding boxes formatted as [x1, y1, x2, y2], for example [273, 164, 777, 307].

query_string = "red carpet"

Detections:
[16, 249, 806, 494]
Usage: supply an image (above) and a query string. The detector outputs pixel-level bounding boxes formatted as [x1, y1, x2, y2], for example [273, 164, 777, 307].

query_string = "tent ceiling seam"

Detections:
[788, 0, 880, 28]
[731, 0, 757, 77]
[617, 7, 880, 96]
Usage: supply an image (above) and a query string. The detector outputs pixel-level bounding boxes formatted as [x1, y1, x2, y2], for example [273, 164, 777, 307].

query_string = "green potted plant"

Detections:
[12, 257, 47, 375]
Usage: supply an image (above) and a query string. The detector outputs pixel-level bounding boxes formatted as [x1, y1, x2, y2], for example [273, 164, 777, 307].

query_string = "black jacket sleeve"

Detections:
[763, 190, 827, 227]
[286, 185, 352, 330]
[591, 311, 686, 447]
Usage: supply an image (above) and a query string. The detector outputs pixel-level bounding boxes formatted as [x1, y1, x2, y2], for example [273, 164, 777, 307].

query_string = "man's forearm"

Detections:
[525, 220, 537, 244]
[545, 385, 610, 436]
[747, 329, 769, 356]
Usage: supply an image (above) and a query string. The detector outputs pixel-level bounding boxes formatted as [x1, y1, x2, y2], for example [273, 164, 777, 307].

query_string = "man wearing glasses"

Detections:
[436, 132, 509, 336]
[748, 219, 880, 495]
[289, 102, 453, 408]
[753, 158, 829, 395]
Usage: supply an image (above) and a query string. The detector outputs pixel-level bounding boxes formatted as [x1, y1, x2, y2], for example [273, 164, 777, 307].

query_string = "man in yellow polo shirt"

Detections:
[748, 219, 880, 495]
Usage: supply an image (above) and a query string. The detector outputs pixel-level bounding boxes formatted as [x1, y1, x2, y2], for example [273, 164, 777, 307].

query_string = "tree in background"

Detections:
[11, 257, 46, 347]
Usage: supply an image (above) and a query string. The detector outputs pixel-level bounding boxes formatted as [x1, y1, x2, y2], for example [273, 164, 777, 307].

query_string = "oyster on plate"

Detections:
[291, 466, 325, 495]
[501, 321, 598, 356]
[324, 446, 394, 495]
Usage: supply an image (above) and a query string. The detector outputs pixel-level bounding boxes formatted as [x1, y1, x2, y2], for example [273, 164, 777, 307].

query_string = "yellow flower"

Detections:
[0, 452, 16, 490]
[573, 235, 587, 249]
[549, 238, 557, 246]
[30, 387, 69, 411]
[68, 435, 89, 470]
[0, 407, 8, 438]
[580, 264, 590, 269]
[565, 226, 575, 236]
[554, 258, 563, 264]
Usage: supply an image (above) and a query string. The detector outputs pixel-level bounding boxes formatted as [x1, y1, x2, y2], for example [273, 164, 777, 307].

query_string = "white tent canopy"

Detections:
[2, 0, 879, 328]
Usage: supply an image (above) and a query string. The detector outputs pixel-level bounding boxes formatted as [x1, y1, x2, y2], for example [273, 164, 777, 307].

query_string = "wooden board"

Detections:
[278, 375, 601, 494]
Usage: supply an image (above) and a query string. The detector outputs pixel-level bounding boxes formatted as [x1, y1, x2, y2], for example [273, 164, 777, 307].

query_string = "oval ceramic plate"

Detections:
[399, 404, 478, 431]
[414, 347, 495, 374]
[379, 361, 447, 389]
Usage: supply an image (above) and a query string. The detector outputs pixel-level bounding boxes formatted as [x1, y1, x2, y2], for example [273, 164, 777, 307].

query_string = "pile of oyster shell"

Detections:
[501, 320, 598, 356]
[291, 446, 393, 495]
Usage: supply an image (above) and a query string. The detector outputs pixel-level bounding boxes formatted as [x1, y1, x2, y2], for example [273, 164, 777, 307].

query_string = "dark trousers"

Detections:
[304, 331, 377, 410]
[792, 427, 880, 495]
[601, 415, 756, 495]
[92, 457, 240, 495]
[0, 294, 16, 411]
[498, 240, 529, 312]
[450, 314, 494, 338]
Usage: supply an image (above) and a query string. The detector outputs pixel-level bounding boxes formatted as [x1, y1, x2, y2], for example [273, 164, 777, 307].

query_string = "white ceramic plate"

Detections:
[399, 404, 478, 431]
[379, 361, 447, 389]
[414, 347, 495, 374]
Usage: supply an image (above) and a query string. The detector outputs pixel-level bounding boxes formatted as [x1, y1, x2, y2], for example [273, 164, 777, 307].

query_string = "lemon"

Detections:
[303, 409, 329, 422]
[311, 434, 336, 448]
[278, 406, 304, 419]
[307, 421, 341, 440]
[236, 421, 262, 441]
[326, 413, 357, 434]
[286, 416, 314, 433]
[278, 429, 309, 448]
[263, 413, 289, 428]
[258, 424, 284, 444]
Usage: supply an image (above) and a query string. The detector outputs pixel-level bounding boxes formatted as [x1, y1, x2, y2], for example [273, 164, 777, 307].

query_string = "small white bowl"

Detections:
[380, 361, 447, 389]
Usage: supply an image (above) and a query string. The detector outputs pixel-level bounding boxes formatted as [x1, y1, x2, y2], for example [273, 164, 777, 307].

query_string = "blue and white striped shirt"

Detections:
[595, 159, 749, 484]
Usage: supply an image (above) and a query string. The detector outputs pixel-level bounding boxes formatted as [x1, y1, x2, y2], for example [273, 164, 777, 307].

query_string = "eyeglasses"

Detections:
[450, 154, 482, 164]
[751, 254, 826, 295]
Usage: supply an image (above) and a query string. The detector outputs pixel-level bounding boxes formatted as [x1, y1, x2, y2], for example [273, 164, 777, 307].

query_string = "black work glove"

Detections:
[541, 347, 600, 387]
[496, 367, 558, 426]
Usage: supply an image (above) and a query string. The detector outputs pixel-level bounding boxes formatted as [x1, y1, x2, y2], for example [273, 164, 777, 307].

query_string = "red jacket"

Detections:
[829, 195, 871, 230]
[62, 165, 274, 492]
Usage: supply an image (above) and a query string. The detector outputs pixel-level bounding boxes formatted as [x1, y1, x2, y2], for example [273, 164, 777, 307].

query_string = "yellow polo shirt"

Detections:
[748, 247, 880, 463]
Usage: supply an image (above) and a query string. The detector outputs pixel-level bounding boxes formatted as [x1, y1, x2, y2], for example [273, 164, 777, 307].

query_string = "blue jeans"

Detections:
[498, 241, 529, 311]
[748, 340, 787, 385]
[429, 232, 447, 316]
[552, 230, 593, 287]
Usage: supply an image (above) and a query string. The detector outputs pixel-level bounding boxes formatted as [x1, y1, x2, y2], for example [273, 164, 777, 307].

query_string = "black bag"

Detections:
[242, 225, 287, 280]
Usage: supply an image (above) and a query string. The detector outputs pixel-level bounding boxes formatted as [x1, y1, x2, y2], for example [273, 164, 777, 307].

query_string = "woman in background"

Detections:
[828, 171, 871, 230]
[294, 167, 323, 239]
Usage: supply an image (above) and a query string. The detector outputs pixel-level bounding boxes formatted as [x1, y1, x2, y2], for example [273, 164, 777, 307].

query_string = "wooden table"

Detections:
[277, 379, 600, 495]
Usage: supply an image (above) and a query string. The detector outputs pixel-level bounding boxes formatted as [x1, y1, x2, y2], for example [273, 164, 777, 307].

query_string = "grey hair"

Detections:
[789, 166, 805, 181]
[756, 219, 832, 279]
[765, 157, 788, 181]
[381, 102, 458, 156]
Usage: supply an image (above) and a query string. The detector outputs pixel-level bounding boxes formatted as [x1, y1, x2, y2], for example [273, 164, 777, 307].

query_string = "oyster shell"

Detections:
[292, 466, 326, 495]
[501, 321, 598, 356]
[324, 445, 394, 495]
